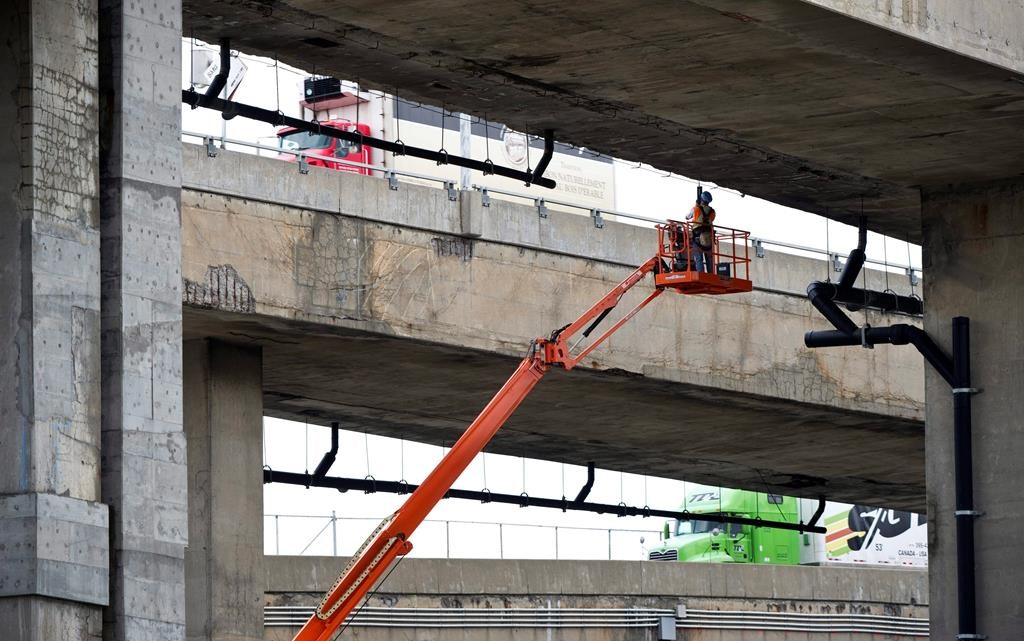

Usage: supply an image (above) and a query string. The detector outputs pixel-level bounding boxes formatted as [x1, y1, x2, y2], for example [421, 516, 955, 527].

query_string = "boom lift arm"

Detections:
[292, 257, 662, 641]
[293, 219, 754, 641]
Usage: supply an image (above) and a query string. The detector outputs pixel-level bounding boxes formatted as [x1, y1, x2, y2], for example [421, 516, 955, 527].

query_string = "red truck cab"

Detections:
[276, 120, 372, 174]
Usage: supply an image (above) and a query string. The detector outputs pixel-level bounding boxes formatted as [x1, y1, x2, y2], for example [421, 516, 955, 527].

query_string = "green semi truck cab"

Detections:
[648, 486, 800, 564]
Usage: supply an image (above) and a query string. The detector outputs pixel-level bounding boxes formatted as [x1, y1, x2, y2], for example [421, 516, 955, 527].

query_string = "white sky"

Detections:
[183, 42, 920, 561]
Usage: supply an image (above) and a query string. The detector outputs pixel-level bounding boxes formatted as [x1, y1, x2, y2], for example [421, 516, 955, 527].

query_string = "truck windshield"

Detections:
[279, 131, 333, 151]
[677, 519, 742, 536]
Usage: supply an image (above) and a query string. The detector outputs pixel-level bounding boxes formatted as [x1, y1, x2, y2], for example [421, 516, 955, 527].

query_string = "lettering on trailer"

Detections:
[688, 492, 720, 503]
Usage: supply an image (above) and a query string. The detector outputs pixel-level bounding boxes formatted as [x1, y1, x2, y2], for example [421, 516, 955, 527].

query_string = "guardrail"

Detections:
[181, 130, 922, 290]
[264, 513, 659, 561]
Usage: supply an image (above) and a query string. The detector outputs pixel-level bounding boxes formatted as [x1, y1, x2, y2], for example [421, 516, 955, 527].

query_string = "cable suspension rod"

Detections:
[181, 89, 557, 189]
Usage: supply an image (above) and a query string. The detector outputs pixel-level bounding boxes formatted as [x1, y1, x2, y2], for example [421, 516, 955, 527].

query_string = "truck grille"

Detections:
[648, 549, 678, 561]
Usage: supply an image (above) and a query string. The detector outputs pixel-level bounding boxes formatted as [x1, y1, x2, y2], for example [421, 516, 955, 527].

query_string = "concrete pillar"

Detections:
[98, 1, 186, 639]
[183, 340, 264, 641]
[0, 1, 107, 639]
[922, 178, 1024, 639]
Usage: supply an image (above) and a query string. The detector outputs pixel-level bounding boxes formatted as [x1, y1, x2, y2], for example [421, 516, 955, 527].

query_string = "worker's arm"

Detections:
[291, 256, 662, 641]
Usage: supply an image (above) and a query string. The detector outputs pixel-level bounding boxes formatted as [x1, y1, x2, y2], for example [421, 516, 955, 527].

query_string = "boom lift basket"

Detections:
[654, 221, 753, 295]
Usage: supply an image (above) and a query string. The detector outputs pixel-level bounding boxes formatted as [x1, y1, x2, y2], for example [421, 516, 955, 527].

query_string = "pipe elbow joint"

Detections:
[888, 323, 915, 345]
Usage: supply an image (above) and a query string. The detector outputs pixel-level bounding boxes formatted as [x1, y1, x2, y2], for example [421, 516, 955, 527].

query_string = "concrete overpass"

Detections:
[181, 144, 925, 509]
[181, 0, 1024, 241]
[260, 556, 929, 641]
[3, 1, 1023, 640]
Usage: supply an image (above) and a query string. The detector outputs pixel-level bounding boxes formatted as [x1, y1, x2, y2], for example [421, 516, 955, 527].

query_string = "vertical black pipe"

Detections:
[203, 38, 231, 104]
[952, 316, 977, 639]
[837, 216, 867, 290]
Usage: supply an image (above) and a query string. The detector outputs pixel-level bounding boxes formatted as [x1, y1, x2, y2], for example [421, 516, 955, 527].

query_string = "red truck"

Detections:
[276, 120, 372, 174]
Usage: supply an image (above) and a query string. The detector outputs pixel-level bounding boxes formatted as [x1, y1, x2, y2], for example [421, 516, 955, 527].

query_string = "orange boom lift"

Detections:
[292, 222, 752, 641]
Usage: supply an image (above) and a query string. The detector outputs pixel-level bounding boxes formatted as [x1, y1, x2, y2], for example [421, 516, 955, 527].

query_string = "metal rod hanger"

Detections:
[181, 90, 556, 189]
[262, 469, 826, 534]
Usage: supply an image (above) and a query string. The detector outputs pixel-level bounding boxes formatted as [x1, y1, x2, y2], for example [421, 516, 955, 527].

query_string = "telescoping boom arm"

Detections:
[291, 257, 663, 641]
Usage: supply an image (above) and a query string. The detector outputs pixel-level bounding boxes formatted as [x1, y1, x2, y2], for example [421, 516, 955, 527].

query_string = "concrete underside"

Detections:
[183, 0, 1024, 241]
[185, 307, 923, 510]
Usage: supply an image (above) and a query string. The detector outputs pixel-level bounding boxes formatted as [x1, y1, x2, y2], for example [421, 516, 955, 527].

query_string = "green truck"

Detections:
[647, 485, 927, 567]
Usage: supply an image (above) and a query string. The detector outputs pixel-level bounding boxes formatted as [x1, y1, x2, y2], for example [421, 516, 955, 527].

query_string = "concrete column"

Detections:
[98, 1, 186, 639]
[184, 340, 264, 641]
[922, 178, 1024, 639]
[0, 1, 107, 639]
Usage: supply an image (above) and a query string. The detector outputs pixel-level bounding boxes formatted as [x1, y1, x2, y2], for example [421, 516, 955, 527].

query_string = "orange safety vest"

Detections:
[690, 203, 716, 226]
[691, 204, 716, 250]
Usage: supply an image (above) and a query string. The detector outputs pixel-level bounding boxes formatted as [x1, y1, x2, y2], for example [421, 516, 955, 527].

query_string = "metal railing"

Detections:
[475, 182, 920, 279]
[181, 130, 462, 197]
[264, 513, 660, 561]
[180, 130, 922, 289]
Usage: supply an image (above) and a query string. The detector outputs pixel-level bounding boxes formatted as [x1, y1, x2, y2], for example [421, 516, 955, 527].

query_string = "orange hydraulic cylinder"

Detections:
[291, 355, 549, 641]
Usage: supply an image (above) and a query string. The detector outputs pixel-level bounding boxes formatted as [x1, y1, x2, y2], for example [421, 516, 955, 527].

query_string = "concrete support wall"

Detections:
[184, 340, 264, 641]
[922, 179, 1024, 638]
[0, 0, 107, 638]
[98, 1, 186, 639]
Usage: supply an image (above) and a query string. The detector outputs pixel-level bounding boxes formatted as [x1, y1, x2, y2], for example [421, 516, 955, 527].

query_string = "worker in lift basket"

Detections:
[686, 190, 716, 273]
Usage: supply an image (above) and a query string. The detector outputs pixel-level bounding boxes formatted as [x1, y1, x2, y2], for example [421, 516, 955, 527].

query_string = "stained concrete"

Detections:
[185, 340, 264, 641]
[0, 1, 106, 638]
[182, 0, 1024, 241]
[921, 178, 1024, 639]
[182, 148, 927, 509]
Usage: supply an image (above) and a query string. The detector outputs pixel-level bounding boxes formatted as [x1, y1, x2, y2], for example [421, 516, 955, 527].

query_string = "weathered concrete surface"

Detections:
[182, 147, 926, 509]
[185, 340, 264, 641]
[0, 494, 109, 605]
[0, 0, 106, 637]
[98, 1, 187, 639]
[0, 597, 103, 641]
[921, 178, 1024, 639]
[263, 556, 928, 641]
[182, 0, 1024, 241]
[805, 0, 1024, 74]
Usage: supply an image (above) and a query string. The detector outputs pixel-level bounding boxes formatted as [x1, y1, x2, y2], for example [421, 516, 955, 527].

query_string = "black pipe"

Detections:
[837, 216, 867, 290]
[806, 281, 858, 334]
[806, 497, 826, 528]
[804, 324, 954, 387]
[573, 462, 596, 503]
[202, 39, 230, 105]
[263, 469, 825, 534]
[181, 91, 557, 189]
[952, 317, 978, 639]
[311, 422, 340, 480]
[807, 217, 920, 317]
[531, 129, 555, 183]
[837, 286, 922, 316]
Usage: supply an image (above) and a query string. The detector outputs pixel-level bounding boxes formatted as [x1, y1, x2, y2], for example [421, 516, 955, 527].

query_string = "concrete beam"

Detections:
[264, 556, 929, 639]
[184, 340, 265, 641]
